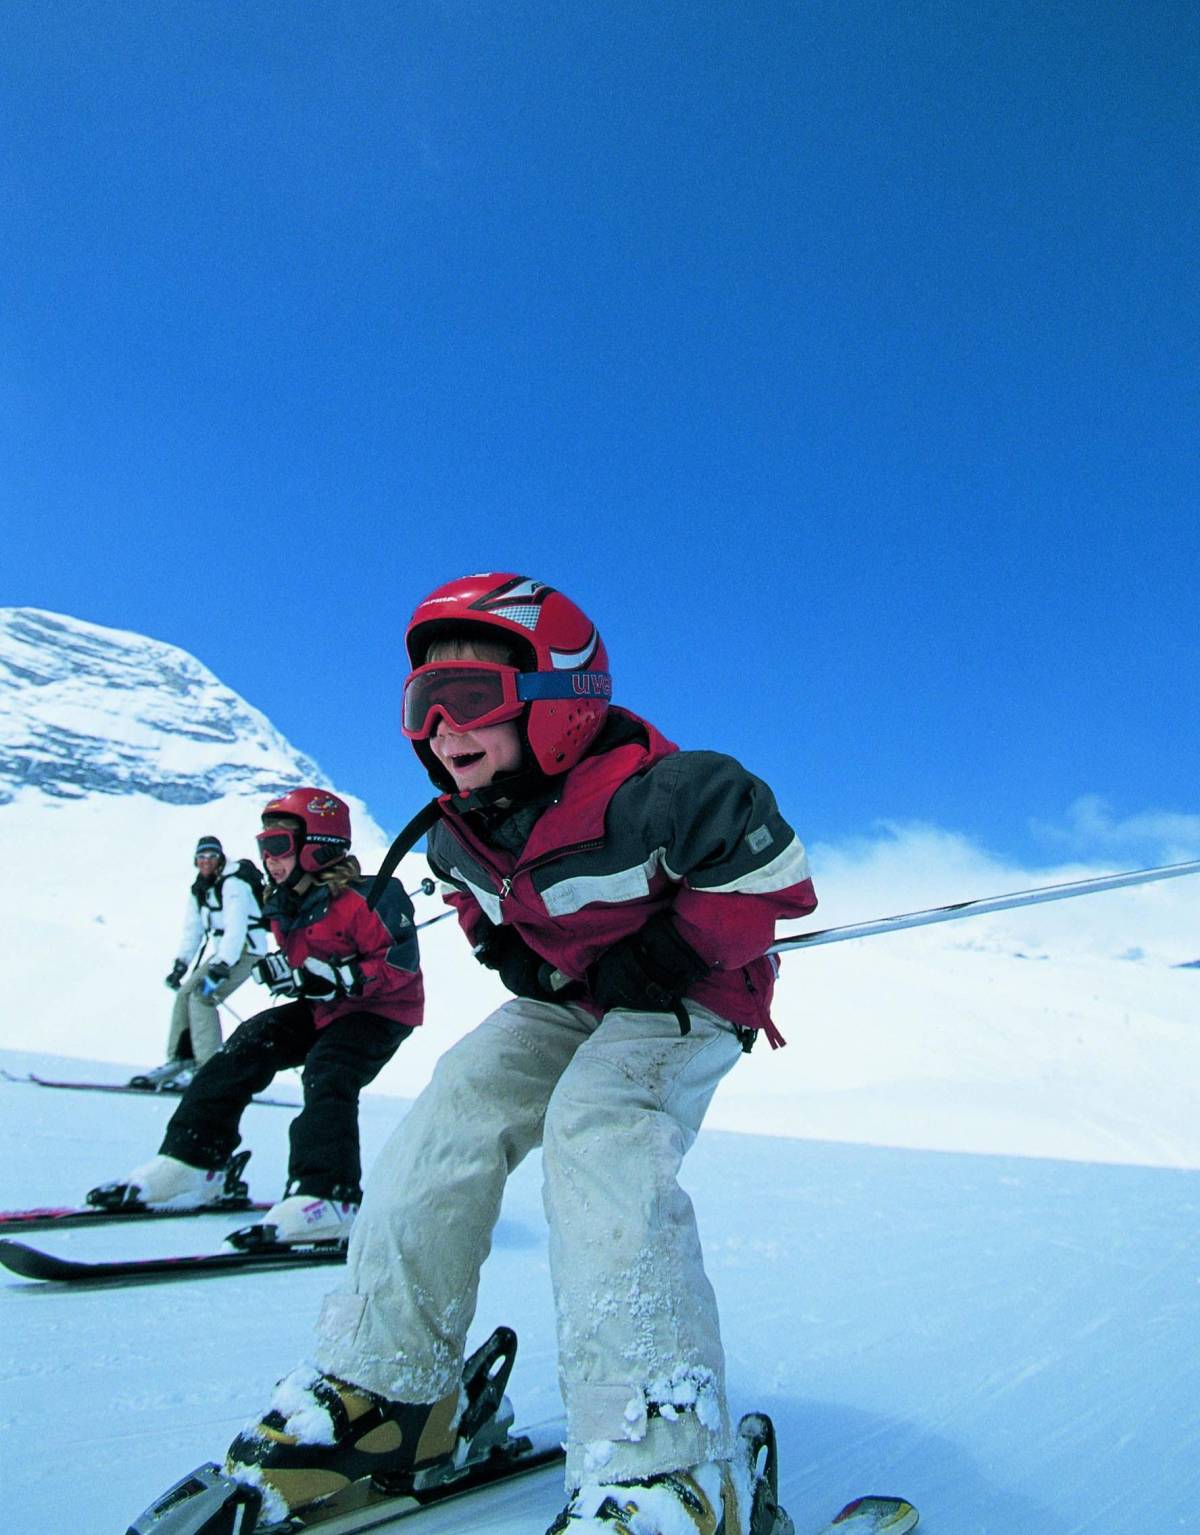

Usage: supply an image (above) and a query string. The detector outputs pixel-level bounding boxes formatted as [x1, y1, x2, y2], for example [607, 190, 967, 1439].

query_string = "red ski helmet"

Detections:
[404, 573, 611, 782]
[259, 788, 352, 873]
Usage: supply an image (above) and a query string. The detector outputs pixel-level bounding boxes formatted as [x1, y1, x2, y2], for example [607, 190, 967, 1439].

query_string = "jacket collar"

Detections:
[263, 878, 329, 925]
[439, 708, 677, 863]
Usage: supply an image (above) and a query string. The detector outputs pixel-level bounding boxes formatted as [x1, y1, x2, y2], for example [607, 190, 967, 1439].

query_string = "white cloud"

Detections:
[787, 815, 1200, 966]
[1031, 794, 1200, 863]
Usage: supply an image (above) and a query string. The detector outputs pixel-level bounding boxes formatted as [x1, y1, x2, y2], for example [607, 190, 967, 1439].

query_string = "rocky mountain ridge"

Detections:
[0, 607, 324, 806]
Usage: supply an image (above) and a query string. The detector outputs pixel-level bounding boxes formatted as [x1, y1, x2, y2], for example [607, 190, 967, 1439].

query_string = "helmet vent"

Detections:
[491, 603, 542, 631]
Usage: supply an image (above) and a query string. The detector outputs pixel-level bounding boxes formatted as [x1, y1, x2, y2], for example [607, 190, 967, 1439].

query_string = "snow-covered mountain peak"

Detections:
[0, 606, 324, 806]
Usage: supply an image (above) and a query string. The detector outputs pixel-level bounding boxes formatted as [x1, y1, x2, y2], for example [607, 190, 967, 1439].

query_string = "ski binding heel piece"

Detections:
[373, 1323, 520, 1495]
[221, 1150, 253, 1204]
[737, 1412, 794, 1535]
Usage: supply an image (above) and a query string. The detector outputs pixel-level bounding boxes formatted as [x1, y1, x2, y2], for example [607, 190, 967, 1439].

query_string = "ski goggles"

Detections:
[401, 661, 612, 739]
[256, 825, 301, 859]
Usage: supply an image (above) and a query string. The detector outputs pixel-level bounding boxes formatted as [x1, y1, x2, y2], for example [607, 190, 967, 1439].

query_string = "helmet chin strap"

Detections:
[449, 761, 557, 819]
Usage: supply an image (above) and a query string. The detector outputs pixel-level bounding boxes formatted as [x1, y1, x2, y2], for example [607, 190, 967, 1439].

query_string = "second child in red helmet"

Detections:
[89, 788, 423, 1247]
[221, 575, 819, 1535]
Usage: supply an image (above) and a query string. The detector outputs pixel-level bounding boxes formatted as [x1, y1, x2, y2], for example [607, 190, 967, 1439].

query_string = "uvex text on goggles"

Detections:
[401, 661, 612, 739]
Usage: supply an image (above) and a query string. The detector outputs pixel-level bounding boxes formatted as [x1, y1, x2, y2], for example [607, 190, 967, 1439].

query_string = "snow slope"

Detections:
[4, 605, 1198, 1171]
[2, 1048, 1198, 1535]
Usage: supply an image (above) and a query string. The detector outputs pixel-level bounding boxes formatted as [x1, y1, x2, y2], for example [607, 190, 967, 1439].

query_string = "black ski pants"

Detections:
[160, 1000, 410, 1202]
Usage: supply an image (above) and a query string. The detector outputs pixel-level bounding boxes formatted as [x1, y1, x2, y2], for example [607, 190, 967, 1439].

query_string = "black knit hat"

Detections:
[194, 835, 224, 861]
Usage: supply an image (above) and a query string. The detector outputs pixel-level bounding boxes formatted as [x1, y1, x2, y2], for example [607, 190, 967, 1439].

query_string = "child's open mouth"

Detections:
[450, 752, 485, 770]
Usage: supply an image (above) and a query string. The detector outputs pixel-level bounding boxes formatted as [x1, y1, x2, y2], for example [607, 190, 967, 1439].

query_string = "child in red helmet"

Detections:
[89, 788, 424, 1246]
[226, 575, 817, 1534]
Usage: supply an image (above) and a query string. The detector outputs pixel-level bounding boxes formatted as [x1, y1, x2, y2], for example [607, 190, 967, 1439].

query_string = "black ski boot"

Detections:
[128, 1058, 196, 1091]
[224, 1326, 520, 1527]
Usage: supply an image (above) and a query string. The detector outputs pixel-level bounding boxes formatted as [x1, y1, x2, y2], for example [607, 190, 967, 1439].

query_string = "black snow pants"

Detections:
[160, 999, 410, 1202]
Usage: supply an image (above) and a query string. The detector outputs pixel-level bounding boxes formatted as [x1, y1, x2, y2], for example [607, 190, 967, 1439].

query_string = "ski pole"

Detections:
[186, 936, 210, 979]
[409, 877, 437, 899]
[768, 856, 1200, 955]
[418, 909, 454, 932]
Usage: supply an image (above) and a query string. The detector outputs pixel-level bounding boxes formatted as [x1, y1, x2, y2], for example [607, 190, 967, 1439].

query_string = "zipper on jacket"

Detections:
[457, 835, 607, 908]
[515, 838, 605, 879]
[499, 837, 607, 916]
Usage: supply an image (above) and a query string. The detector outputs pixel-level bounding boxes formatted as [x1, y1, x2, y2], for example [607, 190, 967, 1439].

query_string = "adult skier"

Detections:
[224, 574, 818, 1534]
[137, 834, 269, 1089]
[92, 790, 423, 1245]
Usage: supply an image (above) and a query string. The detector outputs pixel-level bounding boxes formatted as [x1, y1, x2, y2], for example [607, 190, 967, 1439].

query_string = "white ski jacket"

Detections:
[174, 862, 270, 970]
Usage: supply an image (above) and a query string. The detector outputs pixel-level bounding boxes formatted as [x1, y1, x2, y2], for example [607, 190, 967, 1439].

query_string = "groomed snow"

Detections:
[2, 1042, 1198, 1534]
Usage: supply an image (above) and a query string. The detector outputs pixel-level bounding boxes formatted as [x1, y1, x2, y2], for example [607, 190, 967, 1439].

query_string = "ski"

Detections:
[127, 1326, 565, 1534]
[0, 1070, 298, 1109]
[814, 1495, 919, 1533]
[0, 1236, 347, 1285]
[128, 1419, 564, 1534]
[0, 1199, 270, 1233]
[124, 1371, 915, 1535]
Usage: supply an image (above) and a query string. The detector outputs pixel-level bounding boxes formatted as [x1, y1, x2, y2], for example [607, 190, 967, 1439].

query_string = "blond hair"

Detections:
[317, 853, 362, 897]
[424, 635, 519, 666]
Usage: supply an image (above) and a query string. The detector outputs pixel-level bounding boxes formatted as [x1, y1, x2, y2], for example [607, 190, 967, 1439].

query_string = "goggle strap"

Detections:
[516, 671, 612, 702]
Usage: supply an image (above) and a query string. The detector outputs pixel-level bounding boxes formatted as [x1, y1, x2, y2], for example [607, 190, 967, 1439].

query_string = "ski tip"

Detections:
[0, 1239, 53, 1279]
[829, 1495, 919, 1531]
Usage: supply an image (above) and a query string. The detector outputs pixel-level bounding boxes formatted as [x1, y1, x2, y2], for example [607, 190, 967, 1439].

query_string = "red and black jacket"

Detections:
[426, 709, 816, 1045]
[263, 876, 424, 1031]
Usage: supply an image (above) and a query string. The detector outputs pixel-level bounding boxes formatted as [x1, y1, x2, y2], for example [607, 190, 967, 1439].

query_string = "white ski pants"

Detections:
[313, 996, 744, 1488]
[165, 952, 256, 1065]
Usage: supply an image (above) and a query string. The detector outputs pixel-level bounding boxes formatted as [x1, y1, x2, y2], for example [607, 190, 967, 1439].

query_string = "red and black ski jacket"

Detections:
[425, 709, 817, 1045]
[262, 875, 424, 1031]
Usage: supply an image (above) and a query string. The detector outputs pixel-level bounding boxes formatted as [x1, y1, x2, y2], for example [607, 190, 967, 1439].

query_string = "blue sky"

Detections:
[3, 2, 1197, 866]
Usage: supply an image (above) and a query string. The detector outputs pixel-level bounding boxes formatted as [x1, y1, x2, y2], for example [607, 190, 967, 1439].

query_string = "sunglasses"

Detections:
[401, 661, 611, 740]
